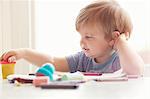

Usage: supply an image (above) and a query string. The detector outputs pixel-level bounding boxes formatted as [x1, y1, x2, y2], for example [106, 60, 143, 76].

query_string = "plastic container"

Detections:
[0, 61, 16, 79]
[0, 63, 2, 79]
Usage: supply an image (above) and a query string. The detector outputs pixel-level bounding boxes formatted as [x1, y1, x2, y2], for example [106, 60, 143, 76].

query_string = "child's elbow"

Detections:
[136, 63, 145, 76]
[133, 68, 144, 76]
[127, 64, 144, 76]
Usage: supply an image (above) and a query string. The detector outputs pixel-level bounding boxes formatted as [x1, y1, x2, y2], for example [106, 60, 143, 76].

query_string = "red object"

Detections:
[36, 73, 45, 76]
[14, 78, 33, 83]
[33, 76, 49, 87]
[0, 61, 16, 64]
[83, 72, 102, 76]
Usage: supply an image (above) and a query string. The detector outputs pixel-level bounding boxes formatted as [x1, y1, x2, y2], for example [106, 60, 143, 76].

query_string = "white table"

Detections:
[0, 77, 150, 99]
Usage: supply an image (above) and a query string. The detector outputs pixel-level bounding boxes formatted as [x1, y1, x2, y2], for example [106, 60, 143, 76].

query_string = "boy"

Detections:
[0, 0, 144, 75]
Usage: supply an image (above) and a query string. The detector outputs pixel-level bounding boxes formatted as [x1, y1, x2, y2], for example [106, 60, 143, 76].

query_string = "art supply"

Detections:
[0, 61, 16, 79]
[0, 63, 2, 79]
[7, 74, 36, 83]
[83, 72, 102, 76]
[93, 70, 128, 82]
[33, 76, 49, 87]
[28, 73, 35, 76]
[14, 80, 21, 86]
[95, 77, 128, 82]
[127, 75, 141, 79]
[40, 82, 79, 89]
[36, 63, 55, 80]
[61, 71, 84, 81]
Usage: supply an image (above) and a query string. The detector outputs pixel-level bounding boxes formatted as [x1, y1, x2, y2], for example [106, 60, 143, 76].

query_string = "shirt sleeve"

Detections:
[112, 55, 121, 72]
[66, 52, 82, 73]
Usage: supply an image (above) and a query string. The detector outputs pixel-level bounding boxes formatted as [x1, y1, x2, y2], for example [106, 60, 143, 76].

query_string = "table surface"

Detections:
[0, 77, 150, 99]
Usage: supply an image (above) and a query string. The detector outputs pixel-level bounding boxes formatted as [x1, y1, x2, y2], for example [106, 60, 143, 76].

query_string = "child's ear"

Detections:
[112, 31, 120, 39]
[108, 31, 120, 47]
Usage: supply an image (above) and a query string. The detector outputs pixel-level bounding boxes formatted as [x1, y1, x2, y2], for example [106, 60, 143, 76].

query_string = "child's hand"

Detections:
[109, 31, 129, 50]
[0, 49, 24, 62]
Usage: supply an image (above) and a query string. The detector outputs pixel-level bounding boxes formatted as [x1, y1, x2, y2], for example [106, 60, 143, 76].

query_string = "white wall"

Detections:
[35, 0, 150, 59]
[0, 0, 33, 74]
[117, 0, 150, 64]
[118, 0, 150, 50]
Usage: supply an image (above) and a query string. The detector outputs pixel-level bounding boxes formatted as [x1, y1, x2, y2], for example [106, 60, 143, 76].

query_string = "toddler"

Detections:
[0, 0, 144, 75]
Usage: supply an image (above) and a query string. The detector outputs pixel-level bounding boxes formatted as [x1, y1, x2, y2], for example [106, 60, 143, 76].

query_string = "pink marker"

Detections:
[33, 76, 50, 87]
[127, 75, 141, 79]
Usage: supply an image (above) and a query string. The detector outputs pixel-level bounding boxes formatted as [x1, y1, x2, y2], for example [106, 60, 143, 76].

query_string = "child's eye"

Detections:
[85, 36, 93, 39]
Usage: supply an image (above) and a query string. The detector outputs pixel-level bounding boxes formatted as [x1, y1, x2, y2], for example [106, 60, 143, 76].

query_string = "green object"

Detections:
[61, 72, 84, 81]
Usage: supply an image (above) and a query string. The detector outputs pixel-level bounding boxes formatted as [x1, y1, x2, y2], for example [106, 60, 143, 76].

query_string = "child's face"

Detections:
[78, 26, 112, 58]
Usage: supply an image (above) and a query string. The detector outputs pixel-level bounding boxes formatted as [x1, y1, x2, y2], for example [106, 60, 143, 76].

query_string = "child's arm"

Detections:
[0, 48, 70, 72]
[113, 32, 144, 75]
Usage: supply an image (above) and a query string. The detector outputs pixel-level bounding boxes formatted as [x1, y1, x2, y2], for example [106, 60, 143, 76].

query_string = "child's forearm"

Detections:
[22, 48, 54, 67]
[116, 39, 144, 75]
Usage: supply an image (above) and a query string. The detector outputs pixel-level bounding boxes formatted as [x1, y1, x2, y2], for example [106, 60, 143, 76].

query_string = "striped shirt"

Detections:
[66, 51, 121, 73]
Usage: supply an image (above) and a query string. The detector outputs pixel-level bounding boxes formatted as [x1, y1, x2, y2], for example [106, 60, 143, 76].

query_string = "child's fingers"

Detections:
[8, 56, 16, 63]
[120, 33, 129, 40]
[112, 31, 120, 40]
[113, 31, 129, 40]
[0, 55, 3, 61]
[2, 51, 16, 61]
[111, 31, 129, 50]
[0, 56, 3, 61]
[0, 52, 7, 61]
[125, 32, 129, 40]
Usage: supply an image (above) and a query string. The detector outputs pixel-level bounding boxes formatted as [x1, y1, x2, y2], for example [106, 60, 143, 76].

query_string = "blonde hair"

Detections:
[76, 0, 133, 40]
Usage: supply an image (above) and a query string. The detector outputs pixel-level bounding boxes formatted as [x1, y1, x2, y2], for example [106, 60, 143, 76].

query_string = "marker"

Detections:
[127, 75, 141, 79]
[40, 83, 79, 89]
[94, 77, 128, 82]
[83, 72, 102, 76]
[28, 73, 35, 76]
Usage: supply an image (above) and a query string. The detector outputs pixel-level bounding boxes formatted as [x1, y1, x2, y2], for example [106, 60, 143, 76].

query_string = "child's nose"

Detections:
[80, 38, 84, 45]
[80, 39, 86, 47]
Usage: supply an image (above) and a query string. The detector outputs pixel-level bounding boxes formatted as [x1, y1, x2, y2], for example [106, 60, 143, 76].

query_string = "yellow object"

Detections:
[1, 62, 15, 79]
